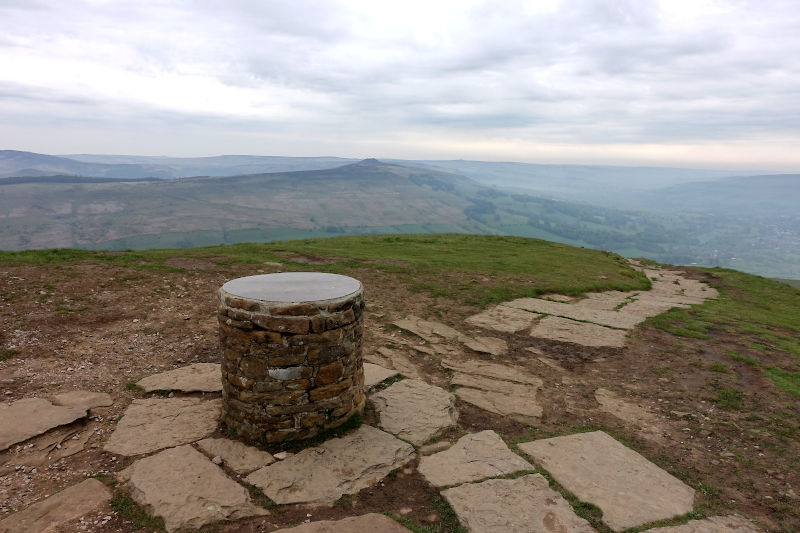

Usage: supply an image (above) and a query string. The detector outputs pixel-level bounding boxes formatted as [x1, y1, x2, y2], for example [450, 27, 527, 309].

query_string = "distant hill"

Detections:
[393, 159, 765, 206]
[62, 153, 358, 177]
[1, 157, 797, 278]
[0, 159, 490, 250]
[641, 174, 800, 217]
[0, 150, 179, 179]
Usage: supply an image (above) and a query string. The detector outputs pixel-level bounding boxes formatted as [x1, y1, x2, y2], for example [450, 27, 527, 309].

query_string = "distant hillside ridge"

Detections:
[0, 175, 163, 185]
[0, 157, 797, 278]
[642, 174, 800, 216]
[0, 150, 179, 179]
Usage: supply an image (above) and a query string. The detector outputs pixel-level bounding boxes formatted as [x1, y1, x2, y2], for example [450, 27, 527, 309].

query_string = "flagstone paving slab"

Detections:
[442, 474, 596, 533]
[418, 430, 532, 487]
[273, 513, 413, 532]
[454, 387, 542, 425]
[363, 362, 400, 388]
[393, 315, 466, 343]
[594, 388, 663, 442]
[119, 445, 267, 533]
[370, 379, 458, 445]
[51, 390, 113, 411]
[646, 515, 762, 532]
[196, 437, 275, 475]
[518, 430, 695, 531]
[451, 372, 539, 395]
[136, 362, 222, 392]
[0, 398, 87, 451]
[462, 336, 508, 356]
[0, 478, 110, 533]
[245, 425, 414, 504]
[506, 297, 644, 329]
[371, 347, 423, 379]
[104, 397, 221, 456]
[441, 358, 542, 386]
[464, 305, 540, 333]
[529, 316, 628, 348]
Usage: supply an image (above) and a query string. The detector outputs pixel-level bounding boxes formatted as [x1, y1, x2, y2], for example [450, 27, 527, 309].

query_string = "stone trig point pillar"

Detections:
[217, 272, 365, 443]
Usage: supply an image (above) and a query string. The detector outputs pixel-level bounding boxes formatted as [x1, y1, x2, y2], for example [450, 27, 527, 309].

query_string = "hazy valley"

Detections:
[0, 150, 798, 279]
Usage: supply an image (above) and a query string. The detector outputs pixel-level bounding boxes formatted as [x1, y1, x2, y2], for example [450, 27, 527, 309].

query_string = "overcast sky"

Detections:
[1, 0, 798, 169]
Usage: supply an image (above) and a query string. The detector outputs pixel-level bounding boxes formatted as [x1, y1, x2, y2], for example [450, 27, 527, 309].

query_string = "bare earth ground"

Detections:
[0, 256, 798, 532]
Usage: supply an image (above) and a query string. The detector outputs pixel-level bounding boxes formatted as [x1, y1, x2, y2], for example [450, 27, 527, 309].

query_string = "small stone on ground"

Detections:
[442, 474, 596, 533]
[119, 445, 267, 533]
[136, 362, 222, 392]
[0, 478, 110, 533]
[51, 390, 113, 411]
[370, 379, 458, 445]
[272, 513, 413, 532]
[0, 398, 87, 451]
[196, 437, 275, 475]
[245, 425, 414, 504]
[363, 363, 399, 388]
[646, 515, 762, 532]
[518, 430, 695, 531]
[418, 430, 532, 487]
[104, 397, 221, 456]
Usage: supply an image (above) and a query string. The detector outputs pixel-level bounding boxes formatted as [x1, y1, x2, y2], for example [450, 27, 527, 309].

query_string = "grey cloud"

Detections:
[0, 0, 799, 165]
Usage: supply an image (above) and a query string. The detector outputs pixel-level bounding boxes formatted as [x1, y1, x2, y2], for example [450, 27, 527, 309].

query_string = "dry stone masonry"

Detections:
[218, 272, 366, 443]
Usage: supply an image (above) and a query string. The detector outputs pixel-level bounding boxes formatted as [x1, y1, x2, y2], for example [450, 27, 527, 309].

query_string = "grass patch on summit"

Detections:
[214, 234, 651, 307]
[648, 267, 800, 399]
[0, 234, 650, 307]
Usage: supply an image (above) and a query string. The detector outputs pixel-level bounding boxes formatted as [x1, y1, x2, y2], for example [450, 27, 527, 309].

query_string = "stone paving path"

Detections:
[2, 371, 762, 533]
[466, 264, 718, 348]
[0, 267, 754, 533]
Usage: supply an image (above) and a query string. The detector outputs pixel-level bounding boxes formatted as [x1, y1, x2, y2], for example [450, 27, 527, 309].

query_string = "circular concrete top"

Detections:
[221, 272, 362, 303]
